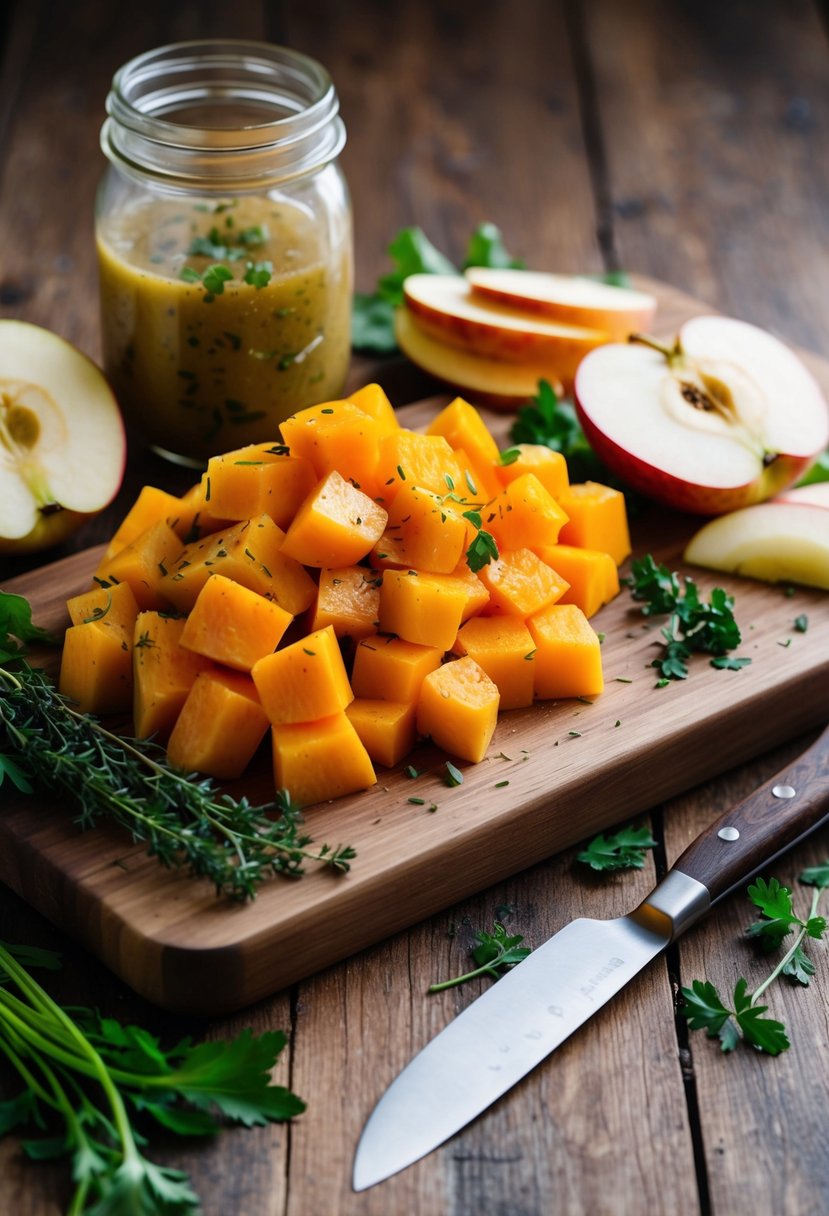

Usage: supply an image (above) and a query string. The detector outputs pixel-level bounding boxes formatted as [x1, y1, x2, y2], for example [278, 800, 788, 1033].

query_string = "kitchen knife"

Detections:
[353, 724, 829, 1191]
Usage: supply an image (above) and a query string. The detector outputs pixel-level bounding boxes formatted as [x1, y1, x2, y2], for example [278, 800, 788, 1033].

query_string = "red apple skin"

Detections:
[465, 276, 656, 340]
[574, 399, 813, 516]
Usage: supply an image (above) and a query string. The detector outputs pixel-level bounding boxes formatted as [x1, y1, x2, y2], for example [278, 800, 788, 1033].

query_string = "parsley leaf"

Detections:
[462, 221, 525, 270]
[0, 591, 57, 662]
[243, 260, 273, 289]
[796, 449, 829, 486]
[428, 921, 532, 992]
[465, 527, 499, 573]
[745, 877, 800, 950]
[577, 824, 657, 871]
[509, 379, 604, 484]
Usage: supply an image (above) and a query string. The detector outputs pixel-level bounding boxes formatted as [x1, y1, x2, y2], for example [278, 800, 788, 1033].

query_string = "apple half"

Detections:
[0, 321, 126, 554]
[465, 268, 656, 340]
[574, 315, 829, 515]
[684, 499, 829, 589]
[401, 274, 609, 387]
[394, 308, 563, 408]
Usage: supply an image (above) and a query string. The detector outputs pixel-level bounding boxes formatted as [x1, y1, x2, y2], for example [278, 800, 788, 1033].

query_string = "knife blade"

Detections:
[353, 724, 829, 1191]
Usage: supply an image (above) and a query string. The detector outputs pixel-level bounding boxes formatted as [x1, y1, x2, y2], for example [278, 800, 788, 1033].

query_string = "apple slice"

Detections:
[465, 268, 656, 340]
[402, 275, 609, 387]
[684, 500, 829, 589]
[575, 316, 829, 515]
[394, 308, 563, 408]
[0, 321, 126, 554]
[775, 481, 829, 509]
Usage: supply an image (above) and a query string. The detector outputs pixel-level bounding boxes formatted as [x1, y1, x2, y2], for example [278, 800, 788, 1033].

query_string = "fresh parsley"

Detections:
[0, 940, 303, 1214]
[681, 864, 829, 1054]
[428, 921, 532, 992]
[577, 824, 657, 871]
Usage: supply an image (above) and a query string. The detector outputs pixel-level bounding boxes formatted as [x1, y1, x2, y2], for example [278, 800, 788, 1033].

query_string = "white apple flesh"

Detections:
[465, 268, 657, 340]
[0, 321, 126, 554]
[775, 481, 829, 509]
[684, 499, 829, 589]
[575, 315, 829, 515]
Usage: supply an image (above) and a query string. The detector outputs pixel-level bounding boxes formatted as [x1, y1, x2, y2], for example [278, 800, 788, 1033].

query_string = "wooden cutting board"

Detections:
[2, 300, 828, 1015]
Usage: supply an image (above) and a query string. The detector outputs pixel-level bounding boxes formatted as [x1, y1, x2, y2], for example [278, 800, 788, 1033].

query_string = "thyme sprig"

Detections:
[0, 662, 355, 900]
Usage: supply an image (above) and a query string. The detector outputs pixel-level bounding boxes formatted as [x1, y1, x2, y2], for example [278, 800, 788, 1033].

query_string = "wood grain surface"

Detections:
[2, 2, 829, 1214]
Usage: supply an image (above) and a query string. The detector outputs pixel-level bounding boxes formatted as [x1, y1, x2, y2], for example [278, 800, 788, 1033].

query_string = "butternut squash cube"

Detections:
[451, 446, 501, 501]
[417, 656, 500, 763]
[348, 383, 400, 438]
[66, 580, 139, 632]
[453, 615, 536, 710]
[376, 430, 463, 501]
[312, 566, 382, 641]
[557, 482, 632, 566]
[162, 515, 316, 615]
[425, 397, 500, 467]
[378, 569, 469, 651]
[179, 574, 292, 670]
[205, 443, 316, 528]
[252, 624, 353, 725]
[534, 544, 620, 618]
[527, 603, 604, 700]
[178, 477, 233, 539]
[449, 559, 492, 620]
[383, 482, 469, 574]
[94, 520, 183, 611]
[351, 635, 443, 702]
[280, 401, 381, 496]
[167, 669, 269, 780]
[271, 713, 376, 805]
[495, 444, 569, 500]
[484, 473, 569, 553]
[477, 548, 570, 618]
[280, 470, 388, 568]
[369, 532, 410, 571]
[103, 486, 197, 561]
[59, 618, 133, 715]
[345, 699, 417, 767]
[133, 613, 213, 739]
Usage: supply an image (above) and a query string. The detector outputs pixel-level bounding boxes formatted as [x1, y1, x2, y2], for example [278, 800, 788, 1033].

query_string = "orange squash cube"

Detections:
[376, 430, 463, 501]
[280, 470, 388, 568]
[167, 669, 270, 780]
[58, 617, 133, 715]
[557, 482, 631, 566]
[417, 656, 500, 763]
[378, 569, 469, 651]
[66, 580, 139, 632]
[279, 401, 382, 496]
[205, 443, 316, 528]
[252, 625, 353, 725]
[369, 532, 411, 571]
[451, 446, 501, 501]
[527, 603, 604, 699]
[178, 477, 233, 539]
[348, 383, 400, 438]
[453, 615, 536, 710]
[484, 473, 569, 553]
[477, 548, 570, 618]
[495, 444, 569, 500]
[351, 635, 443, 702]
[345, 699, 417, 767]
[425, 397, 500, 467]
[132, 613, 213, 739]
[535, 544, 620, 618]
[179, 574, 292, 670]
[448, 559, 492, 620]
[383, 482, 469, 574]
[312, 566, 382, 640]
[103, 486, 197, 561]
[271, 713, 376, 805]
[94, 520, 183, 611]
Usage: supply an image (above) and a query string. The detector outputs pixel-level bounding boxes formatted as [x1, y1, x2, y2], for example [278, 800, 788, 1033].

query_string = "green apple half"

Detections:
[0, 321, 126, 554]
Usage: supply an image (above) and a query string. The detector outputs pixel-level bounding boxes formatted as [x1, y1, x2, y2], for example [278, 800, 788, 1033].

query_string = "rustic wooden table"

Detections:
[2, 2, 829, 1213]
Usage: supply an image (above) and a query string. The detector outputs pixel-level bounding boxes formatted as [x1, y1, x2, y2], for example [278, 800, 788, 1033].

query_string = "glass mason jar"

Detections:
[97, 40, 352, 465]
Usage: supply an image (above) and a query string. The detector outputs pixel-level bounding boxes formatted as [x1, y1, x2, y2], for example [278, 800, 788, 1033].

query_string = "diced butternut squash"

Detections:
[348, 383, 400, 438]
[205, 443, 316, 528]
[132, 613, 213, 739]
[484, 473, 570, 553]
[280, 470, 388, 568]
[425, 397, 500, 467]
[378, 569, 469, 651]
[417, 656, 500, 763]
[178, 477, 233, 539]
[351, 635, 443, 702]
[376, 430, 463, 501]
[179, 574, 292, 670]
[58, 618, 133, 715]
[369, 531, 411, 570]
[103, 486, 197, 561]
[280, 401, 382, 496]
[66, 581, 139, 632]
[162, 515, 316, 615]
[527, 603, 604, 699]
[495, 444, 569, 500]
[252, 625, 353, 725]
[383, 482, 470, 574]
[557, 482, 631, 566]
[477, 548, 569, 618]
[312, 566, 382, 640]
[534, 544, 620, 618]
[453, 615, 536, 710]
[94, 520, 183, 611]
[167, 669, 270, 779]
[271, 713, 376, 804]
[451, 446, 501, 501]
[345, 699, 417, 767]
[449, 559, 492, 620]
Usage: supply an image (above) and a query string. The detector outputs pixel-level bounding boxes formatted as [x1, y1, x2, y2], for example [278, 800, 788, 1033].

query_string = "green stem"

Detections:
[751, 888, 823, 1006]
[428, 962, 500, 993]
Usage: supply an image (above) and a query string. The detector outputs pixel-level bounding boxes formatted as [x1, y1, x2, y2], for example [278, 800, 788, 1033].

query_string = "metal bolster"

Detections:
[630, 870, 711, 941]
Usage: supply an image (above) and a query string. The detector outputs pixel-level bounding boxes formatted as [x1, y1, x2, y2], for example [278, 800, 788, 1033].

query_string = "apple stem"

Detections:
[628, 332, 685, 365]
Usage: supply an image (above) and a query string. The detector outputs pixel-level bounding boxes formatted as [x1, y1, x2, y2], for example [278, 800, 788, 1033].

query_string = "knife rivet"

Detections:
[718, 826, 740, 842]
[772, 784, 797, 800]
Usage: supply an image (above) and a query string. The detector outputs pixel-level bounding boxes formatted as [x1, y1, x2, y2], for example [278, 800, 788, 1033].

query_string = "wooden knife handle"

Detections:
[673, 724, 829, 904]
